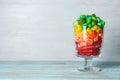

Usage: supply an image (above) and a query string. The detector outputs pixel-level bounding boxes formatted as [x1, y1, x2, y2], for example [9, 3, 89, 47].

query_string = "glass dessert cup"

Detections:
[73, 14, 105, 72]
[74, 27, 104, 72]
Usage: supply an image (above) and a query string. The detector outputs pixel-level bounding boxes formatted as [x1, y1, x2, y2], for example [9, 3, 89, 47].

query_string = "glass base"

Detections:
[78, 66, 101, 72]
[76, 54, 101, 72]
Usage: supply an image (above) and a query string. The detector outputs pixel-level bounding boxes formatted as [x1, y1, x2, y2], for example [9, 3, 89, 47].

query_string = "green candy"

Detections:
[97, 22, 101, 26]
[92, 14, 97, 22]
[91, 21, 96, 26]
[96, 17, 101, 22]
[92, 14, 96, 17]
[86, 17, 92, 24]
[78, 19, 85, 25]
[77, 15, 86, 21]
[86, 15, 91, 19]
[80, 15, 86, 19]
[97, 20, 105, 29]
[92, 16, 97, 21]
[88, 24, 92, 28]
[97, 23, 103, 29]
[87, 19, 91, 24]
[101, 21, 105, 26]
[75, 14, 105, 30]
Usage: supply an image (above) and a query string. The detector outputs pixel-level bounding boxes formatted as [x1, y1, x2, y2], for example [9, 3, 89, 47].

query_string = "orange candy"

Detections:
[88, 31, 97, 40]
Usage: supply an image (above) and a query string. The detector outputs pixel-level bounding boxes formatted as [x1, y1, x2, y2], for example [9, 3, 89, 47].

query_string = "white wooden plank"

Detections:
[0, 61, 120, 80]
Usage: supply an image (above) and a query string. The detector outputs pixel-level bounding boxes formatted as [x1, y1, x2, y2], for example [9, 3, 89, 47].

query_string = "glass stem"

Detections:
[84, 57, 93, 69]
[84, 58, 88, 69]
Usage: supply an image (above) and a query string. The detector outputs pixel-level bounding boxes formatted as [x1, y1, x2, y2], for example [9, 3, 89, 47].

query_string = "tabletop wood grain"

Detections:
[0, 61, 120, 80]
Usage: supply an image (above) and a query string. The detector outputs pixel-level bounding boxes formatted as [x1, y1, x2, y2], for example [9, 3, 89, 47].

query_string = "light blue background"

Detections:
[0, 0, 120, 61]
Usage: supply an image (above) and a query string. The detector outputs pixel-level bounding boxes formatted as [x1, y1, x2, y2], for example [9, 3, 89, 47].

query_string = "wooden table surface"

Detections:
[0, 61, 120, 80]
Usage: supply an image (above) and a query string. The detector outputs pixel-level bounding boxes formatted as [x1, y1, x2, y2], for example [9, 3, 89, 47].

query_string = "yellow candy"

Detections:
[73, 21, 78, 27]
[93, 25, 98, 30]
[96, 27, 101, 33]
[73, 21, 82, 29]
[92, 25, 101, 33]
[74, 30, 82, 36]
[74, 24, 82, 35]
[87, 28, 92, 34]
[91, 25, 97, 31]
[91, 27, 95, 31]
[74, 31, 80, 35]
[75, 24, 82, 30]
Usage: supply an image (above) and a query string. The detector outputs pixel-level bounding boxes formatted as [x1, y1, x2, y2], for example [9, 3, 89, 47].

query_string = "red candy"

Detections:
[77, 45, 94, 51]
[77, 48, 100, 56]
[76, 41, 102, 56]
[86, 39, 93, 46]
[97, 36, 102, 44]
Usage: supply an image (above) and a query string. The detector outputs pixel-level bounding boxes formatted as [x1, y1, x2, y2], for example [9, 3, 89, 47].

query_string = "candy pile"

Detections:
[73, 14, 105, 56]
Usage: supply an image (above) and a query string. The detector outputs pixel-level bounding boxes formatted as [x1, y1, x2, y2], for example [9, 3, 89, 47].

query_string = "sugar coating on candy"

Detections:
[73, 14, 105, 56]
